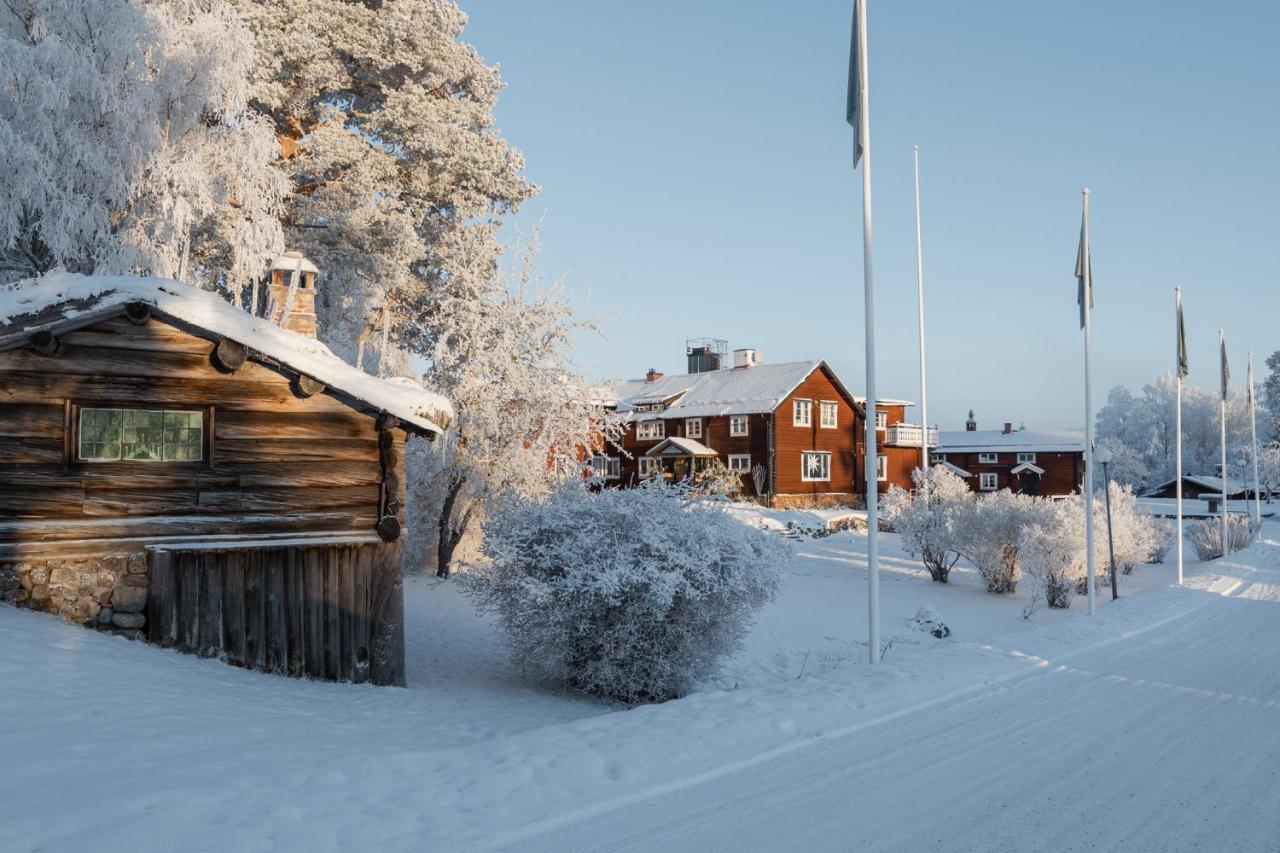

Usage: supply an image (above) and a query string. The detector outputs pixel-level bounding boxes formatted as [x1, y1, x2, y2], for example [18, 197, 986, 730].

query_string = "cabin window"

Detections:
[875, 411, 888, 429]
[636, 420, 665, 441]
[591, 455, 621, 480]
[728, 454, 751, 473]
[729, 415, 749, 437]
[931, 452, 946, 463]
[801, 451, 831, 482]
[685, 418, 703, 439]
[876, 454, 887, 481]
[820, 401, 838, 429]
[1016, 452, 1037, 463]
[78, 408, 204, 463]
[980, 472, 998, 491]
[793, 399, 812, 427]
[637, 457, 661, 478]
[978, 452, 999, 464]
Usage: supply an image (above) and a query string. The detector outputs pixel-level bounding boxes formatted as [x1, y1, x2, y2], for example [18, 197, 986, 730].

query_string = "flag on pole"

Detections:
[1221, 336, 1230, 401]
[1074, 217, 1093, 329]
[845, 0, 864, 169]
[1247, 355, 1254, 408]
[1177, 293, 1189, 378]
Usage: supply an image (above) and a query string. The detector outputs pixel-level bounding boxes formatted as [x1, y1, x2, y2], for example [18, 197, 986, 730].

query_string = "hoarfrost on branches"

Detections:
[956, 490, 1040, 594]
[467, 479, 786, 705]
[1186, 515, 1255, 561]
[882, 466, 971, 583]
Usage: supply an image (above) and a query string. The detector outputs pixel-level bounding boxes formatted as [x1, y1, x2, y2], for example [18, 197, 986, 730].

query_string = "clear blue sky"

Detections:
[461, 0, 1278, 430]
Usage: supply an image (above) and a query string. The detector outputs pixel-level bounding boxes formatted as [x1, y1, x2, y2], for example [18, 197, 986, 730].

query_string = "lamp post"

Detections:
[1095, 446, 1119, 601]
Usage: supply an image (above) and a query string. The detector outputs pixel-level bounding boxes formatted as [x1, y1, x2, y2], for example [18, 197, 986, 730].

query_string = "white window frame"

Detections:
[931, 452, 946, 463]
[591, 454, 621, 480]
[793, 399, 812, 427]
[685, 418, 703, 439]
[875, 411, 888, 429]
[801, 451, 831, 482]
[980, 472, 998, 491]
[729, 415, 749, 437]
[1016, 452, 1037, 463]
[876, 454, 887, 481]
[636, 420, 665, 441]
[978, 451, 999, 464]
[727, 453, 751, 473]
[819, 400, 838, 429]
[637, 457, 661, 478]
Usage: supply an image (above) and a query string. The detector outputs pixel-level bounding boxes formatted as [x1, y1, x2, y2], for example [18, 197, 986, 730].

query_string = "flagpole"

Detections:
[855, 0, 881, 664]
[913, 144, 929, 475]
[1220, 330, 1229, 556]
[1175, 288, 1184, 586]
[1249, 353, 1261, 536]
[1081, 188, 1096, 615]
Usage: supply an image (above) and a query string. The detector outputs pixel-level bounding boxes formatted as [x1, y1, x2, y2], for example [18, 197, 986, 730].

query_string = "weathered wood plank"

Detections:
[198, 552, 223, 658]
[177, 551, 200, 651]
[0, 437, 65, 465]
[265, 549, 288, 674]
[214, 409, 377, 441]
[325, 546, 341, 680]
[147, 549, 176, 646]
[369, 543, 405, 687]
[304, 547, 324, 678]
[351, 545, 371, 684]
[0, 486, 84, 519]
[337, 545, 355, 682]
[222, 551, 246, 666]
[213, 438, 379, 465]
[60, 321, 211, 354]
[286, 548, 306, 678]
[82, 489, 203, 517]
[0, 512, 378, 545]
[244, 549, 266, 671]
[0, 403, 64, 438]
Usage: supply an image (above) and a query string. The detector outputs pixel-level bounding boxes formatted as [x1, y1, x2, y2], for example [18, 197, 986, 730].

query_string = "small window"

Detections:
[728, 454, 752, 473]
[819, 401, 838, 429]
[685, 418, 703, 439]
[875, 411, 888, 429]
[78, 407, 204, 463]
[980, 472, 998, 491]
[876, 454, 887, 481]
[793, 399, 812, 427]
[931, 452, 946, 463]
[801, 451, 831, 482]
[1016, 452, 1037, 463]
[591, 455, 621, 480]
[637, 457, 661, 478]
[729, 415, 749, 437]
[636, 420, 665, 441]
[978, 452, 999, 464]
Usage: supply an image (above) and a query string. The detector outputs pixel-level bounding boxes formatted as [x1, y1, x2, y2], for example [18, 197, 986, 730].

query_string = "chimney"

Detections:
[965, 409, 977, 432]
[267, 252, 319, 338]
[733, 348, 761, 369]
[645, 368, 663, 383]
[1003, 422, 1013, 434]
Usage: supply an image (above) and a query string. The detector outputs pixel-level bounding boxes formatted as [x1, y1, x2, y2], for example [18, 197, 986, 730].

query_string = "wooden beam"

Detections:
[291, 374, 326, 398]
[211, 338, 248, 373]
[29, 330, 60, 357]
[375, 412, 401, 432]
[123, 302, 152, 326]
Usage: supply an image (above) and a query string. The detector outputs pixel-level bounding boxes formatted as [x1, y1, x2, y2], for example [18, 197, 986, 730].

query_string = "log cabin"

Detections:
[934, 413, 1084, 497]
[597, 347, 936, 506]
[0, 258, 452, 686]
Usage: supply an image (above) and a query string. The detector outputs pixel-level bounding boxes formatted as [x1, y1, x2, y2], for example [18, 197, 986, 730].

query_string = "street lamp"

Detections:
[1094, 446, 1119, 601]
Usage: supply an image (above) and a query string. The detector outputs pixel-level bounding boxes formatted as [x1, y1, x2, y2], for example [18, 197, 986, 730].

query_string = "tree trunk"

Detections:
[436, 475, 465, 578]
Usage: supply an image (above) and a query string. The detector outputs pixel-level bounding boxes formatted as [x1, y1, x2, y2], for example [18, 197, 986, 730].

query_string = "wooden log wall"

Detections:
[0, 315, 408, 552]
[147, 540, 404, 685]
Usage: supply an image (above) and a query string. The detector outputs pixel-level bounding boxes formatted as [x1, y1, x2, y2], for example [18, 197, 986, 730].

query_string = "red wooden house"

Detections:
[934, 412, 1084, 497]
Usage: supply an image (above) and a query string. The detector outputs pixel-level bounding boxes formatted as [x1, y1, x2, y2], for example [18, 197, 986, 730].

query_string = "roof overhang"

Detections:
[1010, 461, 1046, 476]
[645, 437, 719, 458]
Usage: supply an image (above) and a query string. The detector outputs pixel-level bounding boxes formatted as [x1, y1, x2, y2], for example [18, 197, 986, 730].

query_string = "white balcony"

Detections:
[884, 423, 938, 448]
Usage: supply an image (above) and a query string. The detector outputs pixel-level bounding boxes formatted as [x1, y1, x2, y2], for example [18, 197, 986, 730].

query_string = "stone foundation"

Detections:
[0, 553, 149, 639]
[771, 493, 862, 510]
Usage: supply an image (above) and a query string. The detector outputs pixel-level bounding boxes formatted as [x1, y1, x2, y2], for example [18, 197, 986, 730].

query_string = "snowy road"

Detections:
[504, 560, 1280, 852]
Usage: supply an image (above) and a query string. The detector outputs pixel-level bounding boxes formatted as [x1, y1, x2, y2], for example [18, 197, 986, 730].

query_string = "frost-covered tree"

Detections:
[232, 0, 535, 359]
[883, 467, 971, 583]
[956, 490, 1040, 594]
[1097, 482, 1159, 575]
[468, 478, 785, 704]
[1242, 444, 1280, 502]
[689, 458, 743, 499]
[1264, 351, 1280, 435]
[1186, 515, 1255, 561]
[1020, 495, 1087, 612]
[0, 0, 284, 292]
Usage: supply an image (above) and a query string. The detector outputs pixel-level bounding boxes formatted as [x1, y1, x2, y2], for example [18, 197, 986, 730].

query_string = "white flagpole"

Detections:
[1249, 352, 1261, 536]
[856, 0, 881, 664]
[1220, 330, 1229, 556]
[1082, 189, 1097, 615]
[913, 144, 929, 475]
[1175, 288, 1184, 586]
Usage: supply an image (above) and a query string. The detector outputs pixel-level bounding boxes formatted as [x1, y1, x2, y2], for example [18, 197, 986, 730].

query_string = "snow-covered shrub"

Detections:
[689, 458, 742, 499]
[1186, 515, 1255, 561]
[469, 479, 786, 704]
[882, 467, 972, 583]
[910, 605, 951, 639]
[1097, 483, 1160, 575]
[1020, 496, 1087, 612]
[956, 490, 1039, 593]
[1147, 519, 1176, 565]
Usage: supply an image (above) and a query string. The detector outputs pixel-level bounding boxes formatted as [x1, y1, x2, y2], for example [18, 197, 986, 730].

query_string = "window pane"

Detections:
[121, 410, 165, 460]
[163, 411, 204, 461]
[79, 409, 122, 460]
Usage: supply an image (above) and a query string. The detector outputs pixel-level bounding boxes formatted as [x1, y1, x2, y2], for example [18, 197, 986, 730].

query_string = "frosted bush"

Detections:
[956, 490, 1039, 594]
[1146, 519, 1176, 565]
[1186, 515, 1255, 561]
[1097, 483, 1160, 575]
[883, 467, 972, 583]
[689, 458, 743, 499]
[1020, 496, 1087, 612]
[468, 479, 786, 704]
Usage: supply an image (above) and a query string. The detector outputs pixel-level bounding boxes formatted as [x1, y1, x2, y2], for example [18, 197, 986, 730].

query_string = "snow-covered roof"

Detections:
[939, 461, 972, 478]
[608, 360, 857, 419]
[0, 274, 452, 436]
[645, 437, 719, 458]
[1144, 474, 1250, 497]
[936, 428, 1084, 454]
[1010, 461, 1046, 476]
[270, 252, 319, 275]
[853, 397, 916, 407]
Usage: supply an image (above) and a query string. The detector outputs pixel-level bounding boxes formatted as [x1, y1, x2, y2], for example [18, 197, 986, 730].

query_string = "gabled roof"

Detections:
[0, 274, 452, 437]
[939, 461, 973, 478]
[1144, 474, 1250, 497]
[607, 360, 859, 420]
[937, 428, 1084, 454]
[1010, 461, 1046, 476]
[645, 437, 719, 458]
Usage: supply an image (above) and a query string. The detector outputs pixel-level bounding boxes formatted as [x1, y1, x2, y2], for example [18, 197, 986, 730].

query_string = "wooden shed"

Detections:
[0, 262, 452, 686]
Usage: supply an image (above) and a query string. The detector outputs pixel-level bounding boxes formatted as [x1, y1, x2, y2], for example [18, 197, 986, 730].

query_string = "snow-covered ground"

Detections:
[2, 507, 1275, 852]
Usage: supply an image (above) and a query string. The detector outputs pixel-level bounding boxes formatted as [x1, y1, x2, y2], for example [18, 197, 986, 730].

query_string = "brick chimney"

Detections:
[267, 252, 319, 338]
[965, 410, 977, 432]
[1003, 422, 1013, 434]
[645, 368, 663, 383]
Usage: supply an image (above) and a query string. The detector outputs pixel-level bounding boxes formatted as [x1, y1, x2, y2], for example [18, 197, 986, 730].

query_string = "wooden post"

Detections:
[211, 337, 248, 373]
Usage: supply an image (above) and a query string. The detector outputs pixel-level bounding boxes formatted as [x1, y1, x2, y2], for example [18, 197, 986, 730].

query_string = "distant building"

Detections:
[1144, 475, 1253, 500]
[934, 412, 1084, 496]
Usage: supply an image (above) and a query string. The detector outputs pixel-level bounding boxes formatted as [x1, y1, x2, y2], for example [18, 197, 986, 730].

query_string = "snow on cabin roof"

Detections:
[936, 428, 1084, 454]
[645, 436, 719, 458]
[0, 274, 452, 436]
[609, 360, 858, 419]
[1144, 474, 1250, 497]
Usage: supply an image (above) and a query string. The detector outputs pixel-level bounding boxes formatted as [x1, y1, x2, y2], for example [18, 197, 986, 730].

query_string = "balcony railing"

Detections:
[883, 423, 938, 448]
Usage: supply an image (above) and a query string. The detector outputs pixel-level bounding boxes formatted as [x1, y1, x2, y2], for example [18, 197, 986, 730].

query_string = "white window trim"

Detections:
[931, 452, 946, 463]
[685, 418, 703, 439]
[978, 452, 999, 464]
[636, 420, 665, 441]
[876, 454, 887, 481]
[1016, 452, 1037, 463]
[729, 415, 749, 437]
[800, 451, 831, 482]
[728, 453, 751, 473]
[875, 411, 888, 429]
[591, 454, 621, 480]
[793, 399, 812, 427]
[980, 472, 998, 491]
[819, 400, 838, 429]
[637, 457, 661, 478]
